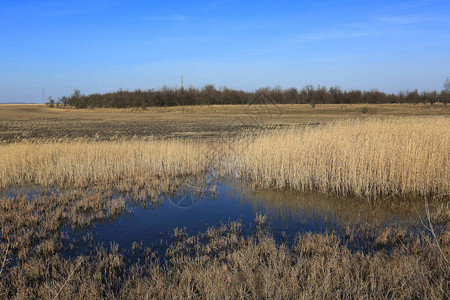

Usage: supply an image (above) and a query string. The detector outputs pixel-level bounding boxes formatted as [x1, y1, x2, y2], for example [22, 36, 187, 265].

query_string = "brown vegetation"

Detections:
[0, 138, 213, 190]
[0, 217, 448, 299]
[231, 117, 450, 198]
[1, 115, 448, 198]
[0, 176, 212, 269]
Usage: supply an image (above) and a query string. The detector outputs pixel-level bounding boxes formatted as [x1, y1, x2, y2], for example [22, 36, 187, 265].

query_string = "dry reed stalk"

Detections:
[1, 116, 448, 198]
[231, 117, 449, 197]
[0, 138, 213, 189]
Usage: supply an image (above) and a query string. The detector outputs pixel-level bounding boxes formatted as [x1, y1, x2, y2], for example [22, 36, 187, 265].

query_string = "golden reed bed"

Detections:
[0, 116, 448, 198]
[232, 116, 449, 198]
[0, 138, 213, 189]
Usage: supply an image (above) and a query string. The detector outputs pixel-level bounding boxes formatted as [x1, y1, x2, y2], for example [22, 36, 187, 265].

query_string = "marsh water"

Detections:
[3, 178, 429, 258]
[56, 178, 426, 257]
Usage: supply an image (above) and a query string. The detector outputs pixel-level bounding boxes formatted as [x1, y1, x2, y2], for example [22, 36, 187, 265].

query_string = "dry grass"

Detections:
[0, 218, 448, 299]
[1, 116, 448, 198]
[231, 117, 450, 198]
[0, 177, 212, 267]
[0, 137, 213, 190]
[52, 102, 450, 115]
[0, 190, 125, 263]
[0, 137, 215, 268]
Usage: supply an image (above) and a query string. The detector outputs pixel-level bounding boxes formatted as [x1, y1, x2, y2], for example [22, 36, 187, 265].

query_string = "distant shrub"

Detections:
[46, 97, 55, 108]
[361, 106, 369, 114]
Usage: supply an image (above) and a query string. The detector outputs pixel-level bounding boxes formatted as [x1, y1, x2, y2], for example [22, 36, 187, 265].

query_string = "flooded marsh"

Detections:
[0, 116, 449, 299]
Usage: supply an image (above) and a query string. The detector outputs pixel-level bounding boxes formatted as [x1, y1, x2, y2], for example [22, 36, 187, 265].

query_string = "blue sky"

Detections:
[1, 0, 449, 102]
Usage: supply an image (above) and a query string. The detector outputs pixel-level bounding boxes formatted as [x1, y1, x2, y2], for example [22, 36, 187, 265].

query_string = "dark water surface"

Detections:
[83, 179, 425, 254]
[3, 179, 428, 257]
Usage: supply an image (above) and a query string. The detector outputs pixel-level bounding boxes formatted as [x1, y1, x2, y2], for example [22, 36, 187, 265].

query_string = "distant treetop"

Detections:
[54, 85, 449, 109]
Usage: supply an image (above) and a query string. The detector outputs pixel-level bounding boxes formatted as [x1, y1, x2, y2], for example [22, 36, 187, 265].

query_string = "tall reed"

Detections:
[1, 117, 448, 198]
[0, 138, 212, 189]
[231, 117, 449, 198]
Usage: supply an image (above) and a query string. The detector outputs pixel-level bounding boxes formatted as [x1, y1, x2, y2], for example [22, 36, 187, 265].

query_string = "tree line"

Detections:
[52, 84, 450, 108]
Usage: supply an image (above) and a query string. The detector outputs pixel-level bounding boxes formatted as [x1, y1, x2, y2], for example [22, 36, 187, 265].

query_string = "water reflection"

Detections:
[1, 178, 429, 256]
[89, 178, 426, 252]
[234, 180, 422, 226]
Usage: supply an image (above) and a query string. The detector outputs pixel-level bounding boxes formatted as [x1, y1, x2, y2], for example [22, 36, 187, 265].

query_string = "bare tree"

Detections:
[443, 77, 450, 106]
[444, 77, 450, 92]
[47, 96, 55, 108]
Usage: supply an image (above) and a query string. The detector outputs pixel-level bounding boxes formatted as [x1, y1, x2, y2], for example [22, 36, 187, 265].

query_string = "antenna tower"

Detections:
[181, 74, 184, 91]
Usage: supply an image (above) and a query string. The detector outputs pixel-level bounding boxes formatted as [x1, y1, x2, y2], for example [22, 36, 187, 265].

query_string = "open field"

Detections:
[0, 103, 448, 142]
[0, 104, 449, 299]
